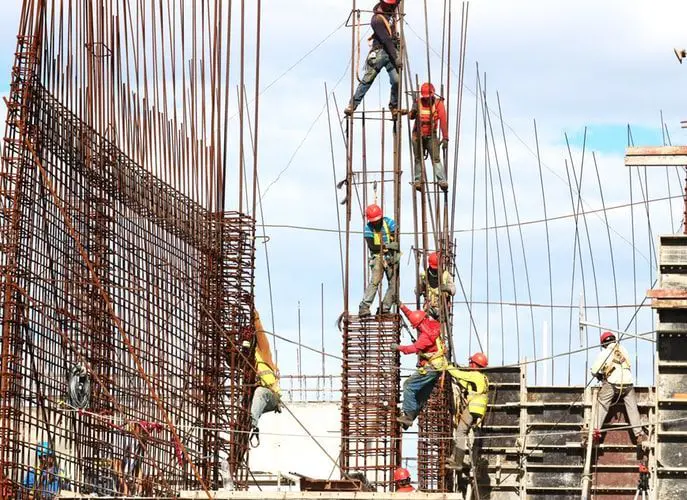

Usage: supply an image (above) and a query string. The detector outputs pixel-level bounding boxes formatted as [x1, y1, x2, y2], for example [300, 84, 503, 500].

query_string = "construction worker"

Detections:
[590, 331, 648, 445]
[416, 251, 456, 320]
[394, 304, 446, 429]
[344, 0, 401, 116]
[409, 82, 449, 191]
[393, 467, 415, 492]
[360, 204, 399, 317]
[446, 353, 489, 476]
[21, 441, 67, 499]
[249, 310, 281, 447]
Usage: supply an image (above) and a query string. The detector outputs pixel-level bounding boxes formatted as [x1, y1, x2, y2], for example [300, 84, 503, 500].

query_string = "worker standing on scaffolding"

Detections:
[394, 304, 446, 429]
[359, 204, 399, 317]
[409, 82, 449, 191]
[248, 310, 281, 447]
[344, 0, 401, 117]
[590, 331, 647, 445]
[416, 251, 455, 320]
[445, 353, 489, 479]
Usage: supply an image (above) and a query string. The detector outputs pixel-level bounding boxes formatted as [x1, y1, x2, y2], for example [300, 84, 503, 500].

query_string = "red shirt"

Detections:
[396, 484, 415, 492]
[413, 97, 448, 139]
[398, 317, 441, 362]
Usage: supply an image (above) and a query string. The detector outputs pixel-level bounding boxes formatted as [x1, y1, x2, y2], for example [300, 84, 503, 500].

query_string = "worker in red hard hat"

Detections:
[394, 304, 447, 429]
[393, 467, 414, 492]
[589, 331, 647, 446]
[408, 82, 449, 191]
[445, 353, 490, 478]
[360, 204, 399, 317]
[344, 0, 401, 117]
[416, 251, 455, 320]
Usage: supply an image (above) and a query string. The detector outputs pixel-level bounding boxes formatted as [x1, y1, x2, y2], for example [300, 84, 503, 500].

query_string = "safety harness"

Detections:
[371, 219, 392, 248]
[418, 100, 438, 136]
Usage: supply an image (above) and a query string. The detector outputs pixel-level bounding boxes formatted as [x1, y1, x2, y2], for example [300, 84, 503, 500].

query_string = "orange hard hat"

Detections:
[382, 0, 399, 4]
[420, 82, 435, 98]
[428, 252, 439, 270]
[469, 352, 488, 368]
[393, 467, 410, 481]
[366, 204, 383, 223]
[404, 309, 426, 328]
[600, 331, 615, 344]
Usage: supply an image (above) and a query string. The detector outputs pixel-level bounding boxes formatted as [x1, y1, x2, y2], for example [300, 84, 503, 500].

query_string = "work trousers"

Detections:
[401, 368, 440, 416]
[412, 134, 445, 183]
[360, 254, 398, 313]
[250, 386, 280, 429]
[596, 382, 642, 436]
[350, 48, 399, 110]
[452, 408, 478, 469]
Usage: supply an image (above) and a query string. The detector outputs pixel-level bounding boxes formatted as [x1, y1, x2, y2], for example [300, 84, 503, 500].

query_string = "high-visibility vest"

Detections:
[449, 368, 489, 417]
[256, 350, 281, 395]
[372, 220, 392, 248]
[424, 270, 451, 308]
[419, 334, 447, 370]
[418, 100, 438, 136]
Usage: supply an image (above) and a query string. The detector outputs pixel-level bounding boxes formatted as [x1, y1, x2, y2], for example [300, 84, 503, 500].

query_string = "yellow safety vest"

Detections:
[447, 367, 489, 417]
[256, 350, 281, 395]
[418, 334, 448, 373]
[423, 270, 451, 308]
[372, 220, 392, 248]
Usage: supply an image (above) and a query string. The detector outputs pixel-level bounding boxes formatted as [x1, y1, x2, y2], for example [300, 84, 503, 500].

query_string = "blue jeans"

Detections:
[350, 48, 399, 110]
[402, 368, 440, 416]
[250, 386, 280, 428]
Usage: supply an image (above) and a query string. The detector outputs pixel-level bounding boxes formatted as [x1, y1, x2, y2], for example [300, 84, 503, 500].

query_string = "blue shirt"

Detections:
[22, 466, 61, 498]
[364, 216, 396, 253]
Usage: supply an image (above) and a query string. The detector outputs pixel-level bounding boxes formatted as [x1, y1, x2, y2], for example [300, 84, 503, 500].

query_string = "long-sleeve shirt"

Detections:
[446, 367, 489, 417]
[409, 98, 448, 140]
[398, 314, 442, 358]
[591, 342, 633, 386]
[370, 8, 398, 62]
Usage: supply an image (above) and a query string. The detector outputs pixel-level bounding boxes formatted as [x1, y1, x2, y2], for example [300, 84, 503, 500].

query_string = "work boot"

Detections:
[438, 180, 449, 192]
[412, 181, 422, 192]
[635, 432, 648, 446]
[358, 305, 371, 318]
[344, 105, 354, 117]
[397, 412, 415, 430]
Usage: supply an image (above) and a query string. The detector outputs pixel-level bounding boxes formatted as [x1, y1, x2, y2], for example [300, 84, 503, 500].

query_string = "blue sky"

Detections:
[2, 1, 687, 388]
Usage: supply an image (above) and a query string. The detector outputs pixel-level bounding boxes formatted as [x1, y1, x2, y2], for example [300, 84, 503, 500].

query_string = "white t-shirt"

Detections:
[590, 342, 633, 386]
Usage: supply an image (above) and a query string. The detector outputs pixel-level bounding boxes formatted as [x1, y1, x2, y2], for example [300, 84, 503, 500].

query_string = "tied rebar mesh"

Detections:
[341, 315, 402, 491]
[0, 60, 256, 499]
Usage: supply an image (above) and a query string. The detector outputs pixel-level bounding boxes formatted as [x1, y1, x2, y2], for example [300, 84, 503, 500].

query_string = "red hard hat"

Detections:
[428, 252, 439, 270]
[600, 331, 615, 344]
[404, 309, 427, 328]
[393, 467, 410, 482]
[469, 352, 488, 368]
[382, 0, 399, 4]
[366, 204, 383, 223]
[420, 82, 435, 98]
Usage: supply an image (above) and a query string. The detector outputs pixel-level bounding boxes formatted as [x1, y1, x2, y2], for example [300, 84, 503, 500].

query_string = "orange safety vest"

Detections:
[418, 100, 438, 137]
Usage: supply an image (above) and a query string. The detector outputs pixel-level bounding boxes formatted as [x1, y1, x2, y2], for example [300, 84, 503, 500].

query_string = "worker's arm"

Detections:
[371, 13, 399, 64]
[448, 367, 487, 393]
[436, 99, 449, 140]
[408, 100, 418, 120]
[398, 326, 435, 354]
[590, 349, 607, 379]
[441, 270, 456, 295]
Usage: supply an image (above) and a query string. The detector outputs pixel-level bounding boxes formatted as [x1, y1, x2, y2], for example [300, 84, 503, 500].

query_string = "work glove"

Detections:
[441, 138, 449, 151]
[385, 241, 399, 252]
[391, 343, 400, 351]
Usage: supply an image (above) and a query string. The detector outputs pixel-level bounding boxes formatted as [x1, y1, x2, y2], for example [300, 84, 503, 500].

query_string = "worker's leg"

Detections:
[412, 133, 423, 183]
[451, 408, 474, 468]
[250, 387, 274, 429]
[429, 135, 447, 182]
[402, 369, 440, 418]
[595, 382, 617, 430]
[359, 255, 384, 314]
[381, 258, 398, 312]
[621, 386, 644, 437]
[382, 53, 399, 110]
[349, 51, 381, 110]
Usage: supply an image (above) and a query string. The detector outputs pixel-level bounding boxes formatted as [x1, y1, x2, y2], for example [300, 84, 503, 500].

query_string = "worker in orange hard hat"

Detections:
[416, 251, 456, 320]
[408, 82, 449, 191]
[394, 304, 446, 429]
[393, 467, 415, 492]
[359, 204, 399, 317]
[445, 353, 490, 478]
[589, 331, 647, 446]
[344, 0, 402, 117]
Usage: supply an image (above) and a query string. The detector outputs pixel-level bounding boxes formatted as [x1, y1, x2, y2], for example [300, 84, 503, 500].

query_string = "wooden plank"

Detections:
[647, 289, 687, 298]
[651, 299, 687, 309]
[625, 154, 687, 166]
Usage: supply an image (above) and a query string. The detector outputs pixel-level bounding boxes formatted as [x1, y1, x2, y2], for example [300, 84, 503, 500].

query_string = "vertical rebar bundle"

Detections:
[0, 1, 261, 497]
